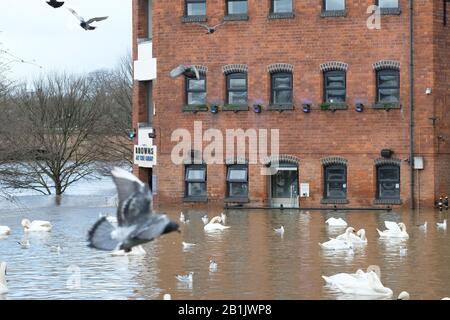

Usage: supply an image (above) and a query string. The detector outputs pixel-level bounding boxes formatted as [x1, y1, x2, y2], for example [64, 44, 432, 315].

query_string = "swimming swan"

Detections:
[377, 221, 409, 239]
[336, 228, 367, 245]
[326, 217, 348, 227]
[0, 262, 8, 294]
[204, 216, 230, 232]
[0, 226, 11, 238]
[319, 238, 354, 250]
[21, 219, 52, 232]
[437, 219, 447, 230]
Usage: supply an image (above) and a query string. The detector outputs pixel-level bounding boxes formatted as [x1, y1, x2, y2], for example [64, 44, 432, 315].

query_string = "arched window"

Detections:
[324, 70, 346, 103]
[186, 74, 206, 106]
[271, 72, 293, 106]
[226, 164, 248, 199]
[376, 164, 400, 200]
[324, 164, 347, 199]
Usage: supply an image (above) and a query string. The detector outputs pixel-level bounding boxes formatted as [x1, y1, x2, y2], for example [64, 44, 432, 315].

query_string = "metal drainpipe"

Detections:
[409, 0, 415, 210]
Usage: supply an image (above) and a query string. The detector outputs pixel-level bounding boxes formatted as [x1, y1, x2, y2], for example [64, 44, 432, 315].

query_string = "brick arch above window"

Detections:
[373, 60, 400, 71]
[267, 63, 294, 74]
[192, 65, 208, 75]
[321, 156, 348, 166]
[222, 64, 248, 75]
[262, 154, 300, 166]
[225, 157, 248, 165]
[374, 157, 401, 166]
[319, 61, 348, 72]
[183, 150, 204, 164]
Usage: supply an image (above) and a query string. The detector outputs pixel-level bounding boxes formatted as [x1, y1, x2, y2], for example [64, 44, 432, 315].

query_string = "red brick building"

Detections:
[132, 0, 450, 209]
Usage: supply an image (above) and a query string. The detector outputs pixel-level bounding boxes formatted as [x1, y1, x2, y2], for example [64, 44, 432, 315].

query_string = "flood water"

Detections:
[1, 175, 450, 300]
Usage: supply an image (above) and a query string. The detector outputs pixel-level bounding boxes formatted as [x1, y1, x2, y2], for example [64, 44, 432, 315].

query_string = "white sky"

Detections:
[0, 0, 132, 82]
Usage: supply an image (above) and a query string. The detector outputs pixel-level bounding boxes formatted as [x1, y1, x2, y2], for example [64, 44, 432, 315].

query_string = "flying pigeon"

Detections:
[67, 8, 108, 30]
[47, 0, 64, 8]
[194, 21, 226, 34]
[87, 167, 180, 252]
[169, 64, 200, 80]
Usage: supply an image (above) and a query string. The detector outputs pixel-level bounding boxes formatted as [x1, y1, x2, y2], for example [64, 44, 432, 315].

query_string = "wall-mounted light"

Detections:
[253, 104, 262, 113]
[425, 88, 432, 95]
[210, 105, 219, 114]
[355, 103, 364, 112]
[126, 129, 136, 140]
[302, 104, 311, 113]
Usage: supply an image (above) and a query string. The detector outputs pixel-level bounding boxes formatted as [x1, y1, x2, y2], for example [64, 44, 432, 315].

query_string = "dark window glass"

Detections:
[186, 75, 206, 105]
[272, 0, 293, 13]
[271, 163, 298, 198]
[227, 73, 247, 105]
[271, 72, 293, 105]
[227, 165, 248, 198]
[377, 165, 400, 199]
[324, 70, 346, 103]
[378, 0, 399, 8]
[185, 165, 207, 197]
[377, 69, 400, 103]
[186, 0, 206, 16]
[227, 0, 248, 15]
[324, 0, 345, 11]
[324, 165, 347, 199]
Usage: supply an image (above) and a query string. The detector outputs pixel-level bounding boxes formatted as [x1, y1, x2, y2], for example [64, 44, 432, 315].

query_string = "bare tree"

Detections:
[0, 73, 108, 196]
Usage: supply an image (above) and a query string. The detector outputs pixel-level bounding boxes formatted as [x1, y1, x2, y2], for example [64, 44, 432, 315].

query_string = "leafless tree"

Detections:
[0, 73, 109, 196]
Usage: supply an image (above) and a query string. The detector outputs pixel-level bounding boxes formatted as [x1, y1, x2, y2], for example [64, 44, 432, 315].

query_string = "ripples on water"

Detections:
[1, 176, 450, 300]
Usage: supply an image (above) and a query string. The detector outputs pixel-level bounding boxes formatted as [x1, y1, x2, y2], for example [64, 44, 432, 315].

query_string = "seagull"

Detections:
[18, 240, 30, 249]
[194, 21, 226, 34]
[437, 219, 447, 230]
[180, 212, 186, 223]
[67, 8, 108, 31]
[47, 0, 64, 8]
[417, 221, 427, 232]
[397, 291, 410, 300]
[274, 226, 285, 235]
[87, 167, 180, 253]
[209, 259, 218, 272]
[169, 65, 200, 80]
[182, 241, 196, 249]
[201, 214, 209, 225]
[176, 272, 194, 282]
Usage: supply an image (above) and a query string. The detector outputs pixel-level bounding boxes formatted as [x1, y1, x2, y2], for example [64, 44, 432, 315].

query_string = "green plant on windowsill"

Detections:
[182, 104, 209, 112]
[222, 104, 248, 112]
[320, 102, 330, 110]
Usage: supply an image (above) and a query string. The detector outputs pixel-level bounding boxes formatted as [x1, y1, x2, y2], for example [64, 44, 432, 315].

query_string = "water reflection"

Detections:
[1, 177, 450, 299]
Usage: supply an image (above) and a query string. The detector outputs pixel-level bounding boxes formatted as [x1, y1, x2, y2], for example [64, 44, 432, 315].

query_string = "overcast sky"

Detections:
[0, 0, 132, 82]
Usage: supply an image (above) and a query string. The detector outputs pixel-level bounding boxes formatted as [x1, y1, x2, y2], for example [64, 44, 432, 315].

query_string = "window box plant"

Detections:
[182, 104, 209, 113]
[372, 102, 401, 111]
[222, 104, 249, 112]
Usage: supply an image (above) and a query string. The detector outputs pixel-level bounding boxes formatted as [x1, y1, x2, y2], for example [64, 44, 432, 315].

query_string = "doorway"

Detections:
[269, 162, 299, 208]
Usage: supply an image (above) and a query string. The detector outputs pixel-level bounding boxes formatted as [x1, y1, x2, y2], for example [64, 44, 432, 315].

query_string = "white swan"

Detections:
[204, 216, 230, 232]
[377, 221, 409, 239]
[326, 217, 348, 227]
[437, 219, 447, 230]
[201, 215, 209, 225]
[21, 219, 52, 232]
[209, 259, 218, 272]
[324, 266, 393, 297]
[0, 262, 8, 295]
[179, 212, 186, 223]
[274, 226, 285, 235]
[182, 242, 196, 249]
[0, 226, 11, 237]
[319, 238, 354, 250]
[111, 245, 146, 256]
[220, 212, 227, 224]
[176, 272, 194, 282]
[335, 227, 356, 241]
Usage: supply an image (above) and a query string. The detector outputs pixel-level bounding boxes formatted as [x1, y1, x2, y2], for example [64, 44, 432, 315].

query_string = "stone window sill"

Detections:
[380, 8, 402, 15]
[374, 199, 402, 205]
[268, 12, 295, 20]
[371, 102, 401, 110]
[321, 198, 349, 204]
[183, 105, 209, 113]
[224, 14, 249, 21]
[320, 102, 348, 111]
[268, 104, 294, 111]
[183, 196, 208, 203]
[320, 10, 347, 18]
[224, 197, 249, 203]
[222, 104, 249, 112]
[182, 15, 207, 23]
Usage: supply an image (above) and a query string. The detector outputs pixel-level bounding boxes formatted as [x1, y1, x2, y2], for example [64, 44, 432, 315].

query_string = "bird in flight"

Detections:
[47, 0, 64, 8]
[169, 64, 200, 80]
[194, 21, 226, 34]
[67, 8, 108, 31]
[87, 167, 180, 252]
